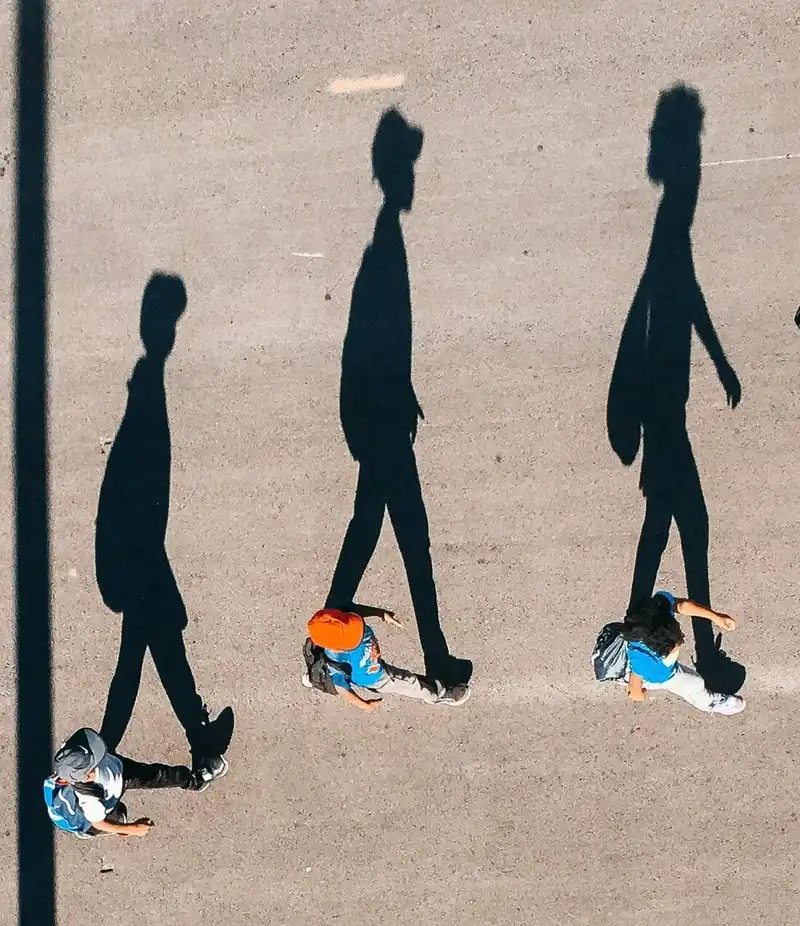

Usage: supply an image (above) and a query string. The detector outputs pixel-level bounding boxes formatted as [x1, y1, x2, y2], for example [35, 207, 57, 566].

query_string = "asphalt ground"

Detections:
[1, 2, 798, 924]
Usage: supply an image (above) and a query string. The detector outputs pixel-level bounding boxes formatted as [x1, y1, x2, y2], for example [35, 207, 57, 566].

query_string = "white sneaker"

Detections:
[301, 673, 312, 689]
[439, 684, 471, 706]
[710, 694, 746, 716]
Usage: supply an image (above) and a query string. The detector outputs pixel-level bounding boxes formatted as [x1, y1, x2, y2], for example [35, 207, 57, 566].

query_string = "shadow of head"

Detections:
[372, 108, 424, 212]
[140, 272, 187, 360]
[647, 83, 704, 208]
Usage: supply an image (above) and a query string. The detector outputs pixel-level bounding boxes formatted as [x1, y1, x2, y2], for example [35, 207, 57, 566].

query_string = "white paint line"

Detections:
[701, 152, 798, 167]
[291, 252, 324, 258]
[327, 73, 405, 95]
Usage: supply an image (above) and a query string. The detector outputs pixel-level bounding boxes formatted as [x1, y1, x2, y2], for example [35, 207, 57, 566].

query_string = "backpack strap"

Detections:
[73, 780, 107, 800]
[323, 655, 353, 678]
[303, 638, 352, 696]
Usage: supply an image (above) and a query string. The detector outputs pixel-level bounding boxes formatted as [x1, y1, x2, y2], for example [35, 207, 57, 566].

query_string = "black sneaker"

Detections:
[189, 705, 235, 763]
[187, 755, 229, 792]
[439, 684, 471, 706]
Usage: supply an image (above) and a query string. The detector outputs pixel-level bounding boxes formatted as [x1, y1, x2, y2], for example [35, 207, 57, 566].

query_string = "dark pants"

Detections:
[119, 755, 191, 790]
[85, 755, 191, 836]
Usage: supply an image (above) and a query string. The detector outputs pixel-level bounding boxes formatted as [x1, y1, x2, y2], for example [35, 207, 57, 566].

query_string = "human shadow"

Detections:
[325, 109, 472, 686]
[607, 85, 745, 694]
[95, 273, 233, 762]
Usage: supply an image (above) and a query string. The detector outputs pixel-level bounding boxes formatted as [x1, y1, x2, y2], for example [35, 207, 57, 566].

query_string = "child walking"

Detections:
[303, 606, 470, 711]
[622, 591, 745, 714]
[43, 727, 228, 838]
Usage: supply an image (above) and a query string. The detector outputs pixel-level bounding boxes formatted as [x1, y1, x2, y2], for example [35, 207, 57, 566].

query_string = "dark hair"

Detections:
[622, 595, 684, 657]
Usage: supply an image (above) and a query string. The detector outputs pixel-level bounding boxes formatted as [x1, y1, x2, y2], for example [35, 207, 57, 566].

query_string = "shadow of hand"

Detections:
[409, 390, 425, 444]
[718, 362, 742, 409]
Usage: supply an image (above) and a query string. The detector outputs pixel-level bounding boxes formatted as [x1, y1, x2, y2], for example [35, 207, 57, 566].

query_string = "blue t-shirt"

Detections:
[324, 623, 387, 691]
[627, 591, 679, 683]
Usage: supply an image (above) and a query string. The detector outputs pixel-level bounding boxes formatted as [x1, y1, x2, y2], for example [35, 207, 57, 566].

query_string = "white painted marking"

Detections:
[701, 153, 798, 167]
[327, 73, 405, 95]
[291, 252, 324, 258]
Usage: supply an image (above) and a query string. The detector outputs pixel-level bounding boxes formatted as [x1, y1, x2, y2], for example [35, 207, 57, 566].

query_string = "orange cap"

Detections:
[307, 609, 365, 651]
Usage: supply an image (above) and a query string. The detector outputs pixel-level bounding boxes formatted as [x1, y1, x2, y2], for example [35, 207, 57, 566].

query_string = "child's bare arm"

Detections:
[675, 599, 736, 631]
[335, 687, 382, 712]
[627, 673, 648, 702]
[347, 603, 399, 625]
[93, 818, 153, 837]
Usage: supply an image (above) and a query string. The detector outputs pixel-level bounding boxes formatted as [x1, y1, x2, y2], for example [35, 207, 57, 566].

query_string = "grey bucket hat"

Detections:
[53, 728, 107, 784]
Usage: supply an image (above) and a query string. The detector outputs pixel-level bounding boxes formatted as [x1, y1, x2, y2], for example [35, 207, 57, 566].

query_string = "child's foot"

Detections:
[709, 693, 746, 716]
[439, 684, 471, 706]
[301, 673, 313, 689]
[187, 755, 229, 791]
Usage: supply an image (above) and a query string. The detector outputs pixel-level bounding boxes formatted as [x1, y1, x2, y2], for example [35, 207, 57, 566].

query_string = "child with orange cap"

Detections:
[304, 606, 470, 711]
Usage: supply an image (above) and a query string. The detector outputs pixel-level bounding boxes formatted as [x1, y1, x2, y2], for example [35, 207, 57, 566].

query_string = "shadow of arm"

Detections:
[692, 290, 741, 408]
[606, 278, 648, 465]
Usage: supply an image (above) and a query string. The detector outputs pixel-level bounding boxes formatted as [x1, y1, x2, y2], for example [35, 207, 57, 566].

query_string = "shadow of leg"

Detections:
[144, 562, 221, 758]
[629, 495, 672, 608]
[675, 465, 746, 694]
[149, 624, 208, 750]
[674, 461, 713, 652]
[101, 617, 149, 752]
[387, 441, 472, 685]
[326, 460, 386, 609]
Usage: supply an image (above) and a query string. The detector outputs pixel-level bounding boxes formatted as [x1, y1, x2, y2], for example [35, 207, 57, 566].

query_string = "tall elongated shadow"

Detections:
[14, 0, 56, 923]
[607, 85, 745, 693]
[326, 109, 471, 685]
[95, 275, 233, 761]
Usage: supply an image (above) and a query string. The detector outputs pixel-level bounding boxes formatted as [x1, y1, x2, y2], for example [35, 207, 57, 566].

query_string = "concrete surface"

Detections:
[1, 1, 799, 924]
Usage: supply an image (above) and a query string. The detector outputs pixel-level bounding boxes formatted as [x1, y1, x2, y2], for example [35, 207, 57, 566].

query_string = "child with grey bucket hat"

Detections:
[44, 728, 228, 838]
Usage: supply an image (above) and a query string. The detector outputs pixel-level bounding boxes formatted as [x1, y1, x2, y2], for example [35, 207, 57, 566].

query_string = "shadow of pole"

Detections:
[13, 0, 56, 924]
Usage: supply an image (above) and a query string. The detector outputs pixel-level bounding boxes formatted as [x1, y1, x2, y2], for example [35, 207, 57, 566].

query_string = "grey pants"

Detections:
[368, 664, 444, 704]
[645, 663, 716, 712]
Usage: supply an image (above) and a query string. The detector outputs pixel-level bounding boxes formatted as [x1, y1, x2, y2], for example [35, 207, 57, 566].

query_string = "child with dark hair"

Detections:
[622, 592, 745, 715]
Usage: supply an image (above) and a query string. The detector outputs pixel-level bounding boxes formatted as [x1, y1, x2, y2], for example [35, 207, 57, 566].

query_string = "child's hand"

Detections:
[129, 819, 154, 836]
[714, 614, 737, 632]
[628, 687, 648, 702]
[381, 611, 403, 628]
[361, 698, 382, 713]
